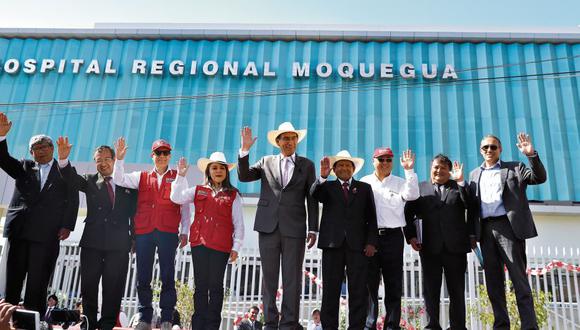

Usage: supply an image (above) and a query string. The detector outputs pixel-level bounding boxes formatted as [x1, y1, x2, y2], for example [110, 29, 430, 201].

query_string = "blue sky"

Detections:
[1, 0, 579, 31]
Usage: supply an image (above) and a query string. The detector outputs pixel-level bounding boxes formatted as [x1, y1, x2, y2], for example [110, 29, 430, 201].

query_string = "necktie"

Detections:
[342, 181, 349, 202]
[437, 184, 446, 201]
[282, 157, 291, 187]
[104, 177, 115, 206]
[40, 163, 50, 190]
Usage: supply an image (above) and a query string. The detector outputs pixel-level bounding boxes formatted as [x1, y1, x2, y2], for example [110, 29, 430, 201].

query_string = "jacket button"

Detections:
[104, 218, 108, 222]
[152, 204, 155, 208]
[98, 206, 102, 210]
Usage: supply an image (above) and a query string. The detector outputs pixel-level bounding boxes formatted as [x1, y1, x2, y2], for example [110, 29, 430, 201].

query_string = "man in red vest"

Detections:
[112, 137, 189, 330]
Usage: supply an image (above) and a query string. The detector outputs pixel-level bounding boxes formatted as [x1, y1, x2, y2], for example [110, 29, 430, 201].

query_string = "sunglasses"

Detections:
[480, 144, 499, 151]
[153, 150, 171, 156]
[376, 158, 393, 163]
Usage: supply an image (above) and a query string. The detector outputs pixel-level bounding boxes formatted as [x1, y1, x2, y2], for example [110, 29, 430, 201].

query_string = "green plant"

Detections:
[468, 281, 550, 329]
[152, 280, 195, 329]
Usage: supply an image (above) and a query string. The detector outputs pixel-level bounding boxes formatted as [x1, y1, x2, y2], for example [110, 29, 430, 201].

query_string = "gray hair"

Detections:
[28, 135, 53, 150]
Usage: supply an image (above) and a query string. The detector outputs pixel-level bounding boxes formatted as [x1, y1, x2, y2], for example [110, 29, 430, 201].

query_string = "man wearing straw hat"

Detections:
[238, 122, 319, 330]
[310, 150, 378, 330]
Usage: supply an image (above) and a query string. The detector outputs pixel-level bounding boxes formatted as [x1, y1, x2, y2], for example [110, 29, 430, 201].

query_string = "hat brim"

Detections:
[197, 159, 237, 173]
[267, 129, 307, 148]
[328, 156, 365, 176]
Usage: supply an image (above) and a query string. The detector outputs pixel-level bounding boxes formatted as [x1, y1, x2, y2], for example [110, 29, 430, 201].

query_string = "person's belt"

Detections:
[482, 215, 508, 222]
[378, 227, 401, 236]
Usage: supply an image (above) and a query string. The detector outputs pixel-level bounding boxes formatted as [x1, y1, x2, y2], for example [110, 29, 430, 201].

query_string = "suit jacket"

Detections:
[72, 172, 138, 251]
[238, 154, 318, 238]
[238, 319, 263, 330]
[310, 178, 378, 250]
[467, 153, 547, 241]
[404, 180, 472, 255]
[0, 140, 79, 242]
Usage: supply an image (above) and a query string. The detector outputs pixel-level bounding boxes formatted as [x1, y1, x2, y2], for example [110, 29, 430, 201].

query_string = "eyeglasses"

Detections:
[376, 158, 393, 163]
[480, 145, 499, 151]
[153, 150, 171, 156]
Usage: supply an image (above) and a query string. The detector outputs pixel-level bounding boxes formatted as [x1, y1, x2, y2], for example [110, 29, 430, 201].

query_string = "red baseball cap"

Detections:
[151, 139, 172, 152]
[373, 147, 394, 158]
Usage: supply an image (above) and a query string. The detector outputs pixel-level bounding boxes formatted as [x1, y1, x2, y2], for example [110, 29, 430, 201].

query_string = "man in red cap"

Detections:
[112, 137, 190, 330]
[360, 147, 419, 330]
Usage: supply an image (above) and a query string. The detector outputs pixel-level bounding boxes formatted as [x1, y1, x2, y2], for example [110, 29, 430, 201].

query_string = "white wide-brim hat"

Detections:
[328, 150, 365, 176]
[267, 122, 307, 148]
[197, 152, 237, 172]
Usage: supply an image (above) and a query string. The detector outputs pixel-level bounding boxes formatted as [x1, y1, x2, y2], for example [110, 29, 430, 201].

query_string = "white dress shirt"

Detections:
[360, 169, 420, 228]
[170, 175, 245, 252]
[112, 159, 191, 235]
[479, 161, 507, 218]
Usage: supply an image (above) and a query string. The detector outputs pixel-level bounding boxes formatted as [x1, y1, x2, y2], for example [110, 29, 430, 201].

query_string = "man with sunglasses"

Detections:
[112, 137, 190, 330]
[360, 147, 419, 330]
[468, 133, 546, 330]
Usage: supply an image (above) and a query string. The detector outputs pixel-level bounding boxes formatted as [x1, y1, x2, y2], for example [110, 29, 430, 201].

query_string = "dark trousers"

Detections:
[135, 230, 179, 324]
[480, 216, 538, 330]
[5, 238, 59, 315]
[365, 228, 403, 330]
[321, 243, 368, 330]
[190, 245, 229, 330]
[259, 228, 305, 330]
[420, 249, 467, 330]
[80, 247, 129, 330]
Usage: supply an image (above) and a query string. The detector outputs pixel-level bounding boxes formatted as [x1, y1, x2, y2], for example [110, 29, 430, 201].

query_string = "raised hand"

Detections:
[0, 113, 12, 137]
[114, 137, 128, 160]
[516, 132, 535, 156]
[56, 136, 72, 160]
[451, 161, 464, 182]
[320, 156, 331, 178]
[240, 126, 257, 152]
[177, 157, 189, 177]
[400, 149, 416, 170]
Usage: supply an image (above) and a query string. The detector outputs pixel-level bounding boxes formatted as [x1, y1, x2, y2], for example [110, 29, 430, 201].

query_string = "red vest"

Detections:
[134, 170, 181, 235]
[191, 186, 237, 253]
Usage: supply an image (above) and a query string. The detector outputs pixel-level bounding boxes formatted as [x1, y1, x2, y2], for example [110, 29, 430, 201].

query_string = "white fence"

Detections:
[2, 241, 580, 329]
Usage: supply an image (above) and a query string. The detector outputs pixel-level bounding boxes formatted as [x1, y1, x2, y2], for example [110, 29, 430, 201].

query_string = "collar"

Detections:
[338, 177, 353, 185]
[36, 159, 54, 169]
[373, 171, 391, 182]
[150, 166, 171, 177]
[96, 172, 113, 184]
[279, 153, 296, 162]
[480, 160, 502, 170]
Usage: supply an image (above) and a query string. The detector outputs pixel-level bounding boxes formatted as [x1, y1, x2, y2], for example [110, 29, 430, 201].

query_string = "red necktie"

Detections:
[342, 182, 349, 202]
[104, 177, 115, 207]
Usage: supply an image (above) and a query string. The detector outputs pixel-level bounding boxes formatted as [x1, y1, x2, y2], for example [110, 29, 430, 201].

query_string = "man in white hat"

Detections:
[238, 122, 319, 330]
[360, 147, 419, 330]
[0, 112, 79, 315]
[310, 150, 378, 330]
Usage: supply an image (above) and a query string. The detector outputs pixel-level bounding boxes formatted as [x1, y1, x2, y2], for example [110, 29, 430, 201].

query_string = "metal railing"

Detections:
[3, 241, 580, 329]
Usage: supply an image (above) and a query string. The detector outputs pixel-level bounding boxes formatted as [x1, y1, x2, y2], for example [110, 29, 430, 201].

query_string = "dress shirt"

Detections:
[170, 175, 245, 252]
[360, 169, 419, 228]
[37, 159, 54, 190]
[239, 149, 296, 188]
[478, 161, 507, 219]
[112, 159, 191, 235]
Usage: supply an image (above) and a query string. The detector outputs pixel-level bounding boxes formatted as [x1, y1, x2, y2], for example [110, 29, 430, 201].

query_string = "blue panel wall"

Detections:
[0, 38, 578, 201]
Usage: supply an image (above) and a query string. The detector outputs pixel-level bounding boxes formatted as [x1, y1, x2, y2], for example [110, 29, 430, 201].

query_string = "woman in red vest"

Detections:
[170, 151, 244, 330]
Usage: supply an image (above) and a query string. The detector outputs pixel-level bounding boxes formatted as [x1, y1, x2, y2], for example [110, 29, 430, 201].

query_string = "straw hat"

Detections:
[328, 150, 365, 176]
[197, 152, 237, 172]
[267, 122, 307, 148]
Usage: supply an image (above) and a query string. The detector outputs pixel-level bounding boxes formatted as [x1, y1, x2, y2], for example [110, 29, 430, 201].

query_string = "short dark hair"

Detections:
[312, 309, 321, 315]
[94, 145, 115, 159]
[47, 294, 58, 304]
[431, 154, 452, 170]
[276, 132, 298, 142]
[249, 305, 260, 313]
[333, 159, 355, 169]
[481, 134, 502, 147]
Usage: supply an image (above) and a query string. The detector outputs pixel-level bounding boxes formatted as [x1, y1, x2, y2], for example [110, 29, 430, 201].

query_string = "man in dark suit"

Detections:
[238, 122, 319, 330]
[310, 150, 377, 330]
[238, 306, 263, 330]
[0, 112, 79, 315]
[58, 143, 138, 330]
[468, 133, 547, 330]
[404, 154, 473, 330]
